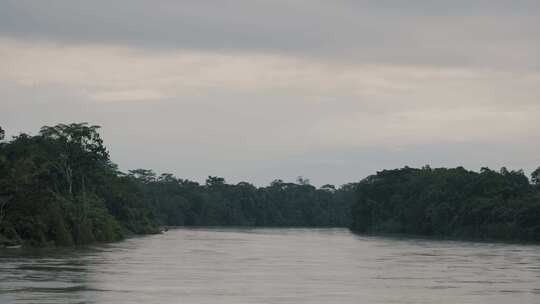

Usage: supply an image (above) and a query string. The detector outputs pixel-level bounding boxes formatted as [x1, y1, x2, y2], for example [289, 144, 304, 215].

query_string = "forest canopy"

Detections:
[0, 123, 353, 247]
[1, 123, 538, 247]
[351, 166, 540, 241]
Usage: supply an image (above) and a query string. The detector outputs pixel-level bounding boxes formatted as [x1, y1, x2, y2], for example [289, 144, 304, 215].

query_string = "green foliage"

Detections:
[47, 203, 74, 246]
[0, 123, 354, 247]
[6, 123, 536, 246]
[131, 174, 353, 227]
[532, 167, 540, 186]
[351, 167, 540, 241]
[0, 123, 134, 246]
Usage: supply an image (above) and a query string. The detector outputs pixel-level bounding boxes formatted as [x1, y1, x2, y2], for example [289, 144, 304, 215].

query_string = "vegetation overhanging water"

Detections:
[0, 123, 538, 247]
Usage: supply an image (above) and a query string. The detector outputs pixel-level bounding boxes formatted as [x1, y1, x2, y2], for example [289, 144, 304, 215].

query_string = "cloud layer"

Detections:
[1, 1, 539, 185]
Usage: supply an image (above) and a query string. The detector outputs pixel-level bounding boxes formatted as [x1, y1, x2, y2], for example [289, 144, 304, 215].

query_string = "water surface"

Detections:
[1, 228, 539, 303]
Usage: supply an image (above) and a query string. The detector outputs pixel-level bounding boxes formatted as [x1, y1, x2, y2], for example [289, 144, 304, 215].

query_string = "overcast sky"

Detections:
[1, 0, 539, 186]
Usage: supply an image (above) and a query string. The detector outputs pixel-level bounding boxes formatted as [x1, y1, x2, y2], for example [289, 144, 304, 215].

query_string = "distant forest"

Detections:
[351, 166, 540, 241]
[0, 123, 353, 246]
[0, 123, 538, 247]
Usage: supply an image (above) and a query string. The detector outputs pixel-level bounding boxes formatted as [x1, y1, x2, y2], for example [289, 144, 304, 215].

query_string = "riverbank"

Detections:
[0, 225, 165, 249]
[349, 229, 540, 246]
[0, 233, 21, 248]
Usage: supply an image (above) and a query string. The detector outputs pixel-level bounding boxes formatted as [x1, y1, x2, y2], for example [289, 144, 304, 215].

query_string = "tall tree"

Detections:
[532, 167, 540, 186]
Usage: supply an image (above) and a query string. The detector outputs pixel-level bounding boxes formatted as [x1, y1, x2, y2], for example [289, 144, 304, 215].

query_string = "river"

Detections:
[1, 228, 539, 303]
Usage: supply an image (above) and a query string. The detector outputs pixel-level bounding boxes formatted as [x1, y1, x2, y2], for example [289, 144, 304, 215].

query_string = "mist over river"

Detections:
[1, 228, 539, 304]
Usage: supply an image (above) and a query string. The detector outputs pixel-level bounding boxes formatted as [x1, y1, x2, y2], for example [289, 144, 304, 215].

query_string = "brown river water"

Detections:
[1, 228, 539, 304]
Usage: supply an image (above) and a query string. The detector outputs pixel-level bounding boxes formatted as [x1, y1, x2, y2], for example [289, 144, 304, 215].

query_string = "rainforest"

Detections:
[0, 123, 538, 247]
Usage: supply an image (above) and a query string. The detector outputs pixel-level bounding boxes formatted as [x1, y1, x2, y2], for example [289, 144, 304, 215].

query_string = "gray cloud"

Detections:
[1, 0, 539, 67]
[1, 1, 539, 186]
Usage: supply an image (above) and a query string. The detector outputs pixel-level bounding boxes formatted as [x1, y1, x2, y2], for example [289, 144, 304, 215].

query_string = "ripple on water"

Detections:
[1, 228, 539, 304]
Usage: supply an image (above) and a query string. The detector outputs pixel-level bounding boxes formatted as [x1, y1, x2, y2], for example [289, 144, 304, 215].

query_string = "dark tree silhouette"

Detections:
[351, 167, 540, 241]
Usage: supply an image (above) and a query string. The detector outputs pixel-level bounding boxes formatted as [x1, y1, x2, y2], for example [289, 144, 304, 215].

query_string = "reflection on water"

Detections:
[1, 228, 539, 304]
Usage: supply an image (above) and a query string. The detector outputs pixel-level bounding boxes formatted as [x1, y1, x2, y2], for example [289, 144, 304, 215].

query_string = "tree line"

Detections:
[351, 166, 540, 241]
[1, 123, 538, 247]
[0, 123, 353, 247]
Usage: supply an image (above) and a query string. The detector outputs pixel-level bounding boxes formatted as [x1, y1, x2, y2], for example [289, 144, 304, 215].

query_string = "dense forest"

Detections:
[351, 166, 540, 241]
[0, 123, 353, 247]
[1, 123, 539, 247]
